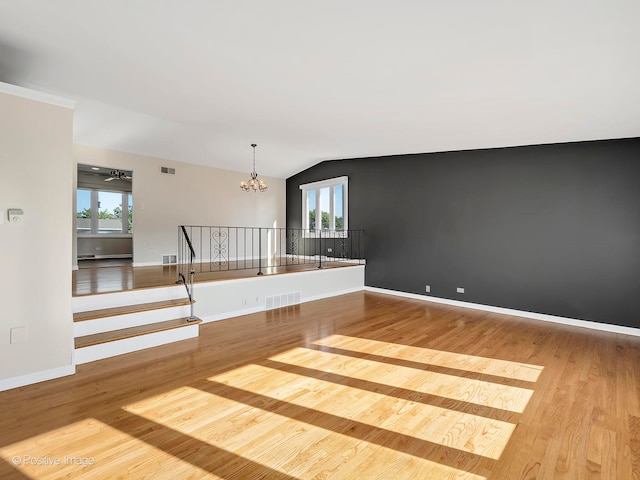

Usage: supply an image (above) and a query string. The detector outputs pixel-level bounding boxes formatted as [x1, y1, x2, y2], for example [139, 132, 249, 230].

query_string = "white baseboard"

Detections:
[132, 261, 162, 267]
[304, 286, 365, 303]
[365, 286, 640, 338]
[201, 306, 265, 323]
[0, 364, 76, 392]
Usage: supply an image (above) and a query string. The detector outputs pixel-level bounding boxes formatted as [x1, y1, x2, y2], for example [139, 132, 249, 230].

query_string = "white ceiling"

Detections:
[1, 1, 639, 178]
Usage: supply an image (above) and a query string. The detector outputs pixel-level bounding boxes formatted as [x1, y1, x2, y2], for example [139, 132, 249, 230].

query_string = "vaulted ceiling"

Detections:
[1, 1, 639, 178]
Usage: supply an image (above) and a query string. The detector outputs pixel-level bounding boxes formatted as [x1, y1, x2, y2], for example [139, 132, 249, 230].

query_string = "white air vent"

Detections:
[162, 254, 177, 265]
[161, 167, 176, 175]
[265, 291, 302, 311]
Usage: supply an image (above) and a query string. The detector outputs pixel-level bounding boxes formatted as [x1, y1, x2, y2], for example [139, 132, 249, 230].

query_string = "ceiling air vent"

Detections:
[161, 167, 175, 175]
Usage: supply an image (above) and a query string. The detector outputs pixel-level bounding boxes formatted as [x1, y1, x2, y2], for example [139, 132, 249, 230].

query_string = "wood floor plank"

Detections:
[74, 317, 202, 348]
[2, 291, 640, 479]
[73, 298, 193, 321]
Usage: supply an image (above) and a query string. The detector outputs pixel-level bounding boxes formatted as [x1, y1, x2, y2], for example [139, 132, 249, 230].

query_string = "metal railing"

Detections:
[177, 226, 364, 277]
[177, 225, 197, 321]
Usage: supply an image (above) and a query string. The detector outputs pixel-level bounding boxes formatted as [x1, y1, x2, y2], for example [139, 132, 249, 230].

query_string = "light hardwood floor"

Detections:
[72, 261, 355, 296]
[1, 291, 639, 479]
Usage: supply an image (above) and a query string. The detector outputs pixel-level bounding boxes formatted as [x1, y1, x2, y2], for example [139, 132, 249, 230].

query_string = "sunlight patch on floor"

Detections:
[0, 417, 210, 480]
[204, 363, 515, 460]
[125, 385, 488, 480]
[269, 346, 534, 413]
[314, 334, 544, 382]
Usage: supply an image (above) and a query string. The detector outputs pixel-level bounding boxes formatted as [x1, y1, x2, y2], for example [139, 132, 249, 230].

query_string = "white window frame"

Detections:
[77, 189, 132, 237]
[300, 176, 348, 238]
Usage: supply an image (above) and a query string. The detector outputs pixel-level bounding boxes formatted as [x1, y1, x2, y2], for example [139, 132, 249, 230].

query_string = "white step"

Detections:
[74, 320, 200, 365]
[72, 285, 188, 312]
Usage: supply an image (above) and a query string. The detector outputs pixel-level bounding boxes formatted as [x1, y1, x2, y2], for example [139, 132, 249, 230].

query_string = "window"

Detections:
[300, 176, 348, 236]
[76, 189, 132, 235]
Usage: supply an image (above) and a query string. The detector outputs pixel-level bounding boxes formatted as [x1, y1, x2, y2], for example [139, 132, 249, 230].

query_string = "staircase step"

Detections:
[74, 298, 193, 322]
[75, 317, 201, 349]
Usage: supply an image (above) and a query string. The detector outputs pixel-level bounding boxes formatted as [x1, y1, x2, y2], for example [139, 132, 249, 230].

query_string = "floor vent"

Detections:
[162, 254, 177, 265]
[265, 291, 302, 310]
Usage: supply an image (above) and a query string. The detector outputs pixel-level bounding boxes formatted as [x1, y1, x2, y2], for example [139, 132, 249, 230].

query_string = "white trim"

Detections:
[303, 286, 364, 303]
[72, 285, 186, 312]
[0, 364, 76, 392]
[77, 254, 133, 260]
[77, 234, 133, 239]
[0, 81, 76, 109]
[300, 176, 348, 233]
[365, 286, 640, 338]
[201, 306, 265, 323]
[299, 176, 349, 191]
[74, 325, 199, 365]
[74, 305, 192, 336]
[132, 261, 163, 267]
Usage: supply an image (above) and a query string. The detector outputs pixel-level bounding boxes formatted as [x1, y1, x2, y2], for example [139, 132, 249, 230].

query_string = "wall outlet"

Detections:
[456, 287, 465, 294]
[425, 285, 431, 293]
[327, 247, 333, 253]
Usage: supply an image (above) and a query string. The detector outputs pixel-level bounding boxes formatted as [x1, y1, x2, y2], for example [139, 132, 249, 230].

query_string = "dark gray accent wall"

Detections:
[286, 138, 640, 328]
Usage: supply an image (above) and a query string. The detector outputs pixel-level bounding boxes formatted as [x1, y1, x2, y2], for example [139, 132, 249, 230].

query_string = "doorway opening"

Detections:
[76, 164, 133, 268]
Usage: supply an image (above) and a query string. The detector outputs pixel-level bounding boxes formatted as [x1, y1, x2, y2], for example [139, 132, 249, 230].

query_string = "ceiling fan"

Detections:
[104, 170, 132, 182]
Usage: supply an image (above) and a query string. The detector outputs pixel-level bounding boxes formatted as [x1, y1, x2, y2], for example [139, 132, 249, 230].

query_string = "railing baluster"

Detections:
[179, 225, 363, 278]
[258, 228, 263, 275]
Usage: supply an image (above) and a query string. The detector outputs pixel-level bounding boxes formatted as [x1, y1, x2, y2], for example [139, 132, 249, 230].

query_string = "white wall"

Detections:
[195, 266, 365, 322]
[74, 145, 286, 266]
[0, 83, 75, 388]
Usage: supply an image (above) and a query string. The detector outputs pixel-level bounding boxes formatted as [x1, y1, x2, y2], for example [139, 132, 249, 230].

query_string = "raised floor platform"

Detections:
[73, 261, 359, 296]
[72, 262, 366, 364]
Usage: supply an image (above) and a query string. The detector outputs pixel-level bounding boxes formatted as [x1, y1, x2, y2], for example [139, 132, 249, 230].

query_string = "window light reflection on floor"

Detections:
[313, 334, 544, 382]
[124, 384, 489, 480]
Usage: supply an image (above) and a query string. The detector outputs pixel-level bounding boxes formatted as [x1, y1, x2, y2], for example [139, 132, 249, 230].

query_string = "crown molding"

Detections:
[0, 81, 75, 109]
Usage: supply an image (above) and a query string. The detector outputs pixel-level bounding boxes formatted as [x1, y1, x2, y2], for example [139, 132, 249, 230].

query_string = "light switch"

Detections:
[10, 326, 27, 344]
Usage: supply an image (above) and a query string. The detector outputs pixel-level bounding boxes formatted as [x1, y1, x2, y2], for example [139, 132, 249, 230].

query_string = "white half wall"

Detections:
[0, 82, 75, 388]
[73, 144, 286, 266]
[196, 266, 365, 322]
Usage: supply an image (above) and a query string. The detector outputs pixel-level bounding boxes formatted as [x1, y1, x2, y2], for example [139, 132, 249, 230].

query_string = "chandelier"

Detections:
[240, 143, 267, 192]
